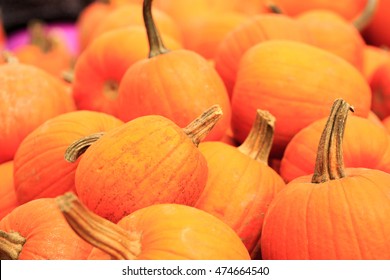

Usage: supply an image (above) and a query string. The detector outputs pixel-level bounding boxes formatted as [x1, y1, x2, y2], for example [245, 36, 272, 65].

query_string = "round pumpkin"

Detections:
[196, 110, 286, 258]
[231, 40, 371, 157]
[72, 106, 222, 223]
[261, 99, 390, 259]
[13, 110, 124, 205]
[57, 193, 250, 260]
[0, 62, 76, 164]
[280, 115, 390, 183]
[0, 198, 92, 260]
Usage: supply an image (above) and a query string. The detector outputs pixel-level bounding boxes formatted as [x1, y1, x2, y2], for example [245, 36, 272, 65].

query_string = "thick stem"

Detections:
[65, 132, 105, 163]
[237, 110, 275, 164]
[143, 0, 170, 58]
[56, 192, 141, 260]
[266, 1, 283, 14]
[0, 231, 26, 260]
[353, 0, 378, 31]
[311, 99, 354, 184]
[182, 105, 223, 147]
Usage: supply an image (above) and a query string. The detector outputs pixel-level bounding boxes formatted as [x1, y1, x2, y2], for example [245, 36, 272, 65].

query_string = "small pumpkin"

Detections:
[214, 13, 312, 97]
[196, 110, 286, 259]
[231, 40, 371, 157]
[71, 25, 181, 117]
[69, 105, 222, 223]
[0, 198, 92, 260]
[0, 161, 18, 220]
[261, 99, 390, 259]
[370, 61, 390, 119]
[87, 3, 182, 47]
[0, 61, 76, 164]
[280, 114, 390, 183]
[13, 110, 124, 205]
[363, 0, 390, 48]
[57, 192, 250, 260]
[117, 0, 231, 141]
[362, 45, 389, 83]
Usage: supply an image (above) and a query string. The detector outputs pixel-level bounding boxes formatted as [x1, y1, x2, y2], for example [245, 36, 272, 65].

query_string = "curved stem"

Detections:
[311, 99, 354, 184]
[0, 231, 26, 260]
[237, 110, 275, 164]
[143, 0, 170, 58]
[65, 132, 105, 163]
[56, 192, 141, 260]
[265, 1, 283, 14]
[353, 0, 378, 31]
[182, 105, 223, 147]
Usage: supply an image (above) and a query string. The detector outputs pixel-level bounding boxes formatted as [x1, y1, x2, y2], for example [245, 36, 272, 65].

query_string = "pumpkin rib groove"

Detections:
[358, 174, 390, 256]
[340, 180, 364, 259]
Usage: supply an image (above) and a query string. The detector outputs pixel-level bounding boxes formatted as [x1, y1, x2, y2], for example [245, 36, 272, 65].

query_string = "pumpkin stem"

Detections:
[143, 0, 170, 58]
[1, 51, 19, 64]
[182, 105, 223, 147]
[62, 69, 75, 84]
[311, 99, 354, 184]
[0, 230, 26, 260]
[56, 192, 142, 260]
[265, 2, 283, 14]
[353, 0, 378, 31]
[65, 132, 105, 163]
[237, 110, 275, 164]
[28, 20, 53, 53]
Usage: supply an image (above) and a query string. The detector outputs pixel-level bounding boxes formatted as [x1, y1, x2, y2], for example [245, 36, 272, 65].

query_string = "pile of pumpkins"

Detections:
[1, 0, 390, 260]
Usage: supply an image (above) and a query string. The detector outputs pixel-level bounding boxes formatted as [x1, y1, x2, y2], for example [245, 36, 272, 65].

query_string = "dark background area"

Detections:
[1, 0, 94, 34]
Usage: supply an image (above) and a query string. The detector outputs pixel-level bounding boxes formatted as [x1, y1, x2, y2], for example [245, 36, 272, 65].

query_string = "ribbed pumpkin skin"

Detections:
[370, 62, 390, 120]
[0, 198, 92, 260]
[0, 161, 18, 220]
[196, 142, 285, 255]
[214, 14, 311, 97]
[261, 169, 390, 259]
[280, 116, 390, 182]
[13, 111, 124, 205]
[231, 40, 371, 156]
[0, 63, 76, 164]
[75, 115, 208, 223]
[272, 0, 367, 20]
[296, 10, 365, 71]
[88, 204, 251, 260]
[118, 49, 231, 141]
[71, 26, 181, 117]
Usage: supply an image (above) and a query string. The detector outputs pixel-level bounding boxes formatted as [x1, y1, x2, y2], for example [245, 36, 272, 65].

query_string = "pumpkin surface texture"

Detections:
[261, 99, 390, 260]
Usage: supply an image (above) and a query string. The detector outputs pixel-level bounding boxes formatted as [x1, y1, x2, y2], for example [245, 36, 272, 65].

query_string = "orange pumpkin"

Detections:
[57, 193, 250, 260]
[214, 13, 312, 97]
[13, 20, 74, 78]
[261, 99, 390, 259]
[13, 110, 124, 205]
[363, 0, 390, 48]
[296, 10, 366, 71]
[179, 11, 248, 60]
[71, 25, 181, 117]
[196, 110, 286, 259]
[0, 198, 92, 259]
[280, 115, 390, 183]
[382, 116, 390, 133]
[71, 106, 222, 223]
[370, 61, 390, 119]
[362, 45, 390, 82]
[117, 0, 231, 141]
[271, 0, 368, 20]
[0, 62, 76, 164]
[0, 161, 18, 220]
[231, 40, 371, 157]
[87, 3, 182, 47]
[76, 0, 114, 53]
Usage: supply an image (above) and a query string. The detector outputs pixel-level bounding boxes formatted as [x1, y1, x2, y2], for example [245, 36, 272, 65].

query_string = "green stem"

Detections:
[311, 99, 354, 184]
[353, 0, 378, 31]
[65, 132, 105, 163]
[143, 0, 170, 58]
